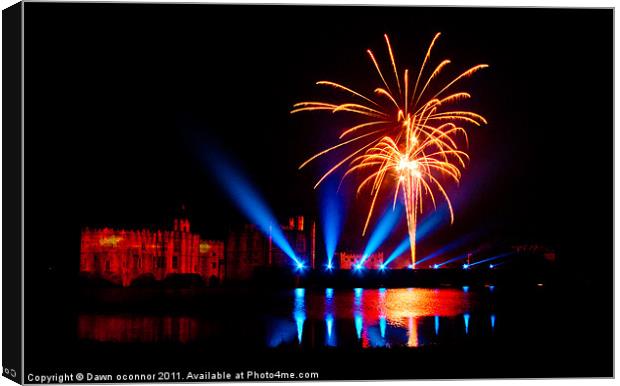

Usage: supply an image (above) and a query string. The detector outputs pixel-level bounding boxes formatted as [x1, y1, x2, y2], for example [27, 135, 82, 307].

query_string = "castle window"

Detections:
[172, 255, 178, 269]
[211, 262, 217, 269]
[105, 260, 111, 272]
[156, 256, 165, 269]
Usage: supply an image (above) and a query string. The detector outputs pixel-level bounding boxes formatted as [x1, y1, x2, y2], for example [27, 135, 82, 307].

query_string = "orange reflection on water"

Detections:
[407, 316, 418, 347]
[384, 288, 469, 320]
[313, 288, 471, 348]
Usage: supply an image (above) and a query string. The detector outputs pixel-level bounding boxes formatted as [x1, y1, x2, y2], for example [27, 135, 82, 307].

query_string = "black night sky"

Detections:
[25, 4, 612, 284]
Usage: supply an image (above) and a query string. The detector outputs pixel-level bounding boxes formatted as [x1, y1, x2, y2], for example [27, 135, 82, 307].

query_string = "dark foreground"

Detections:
[24, 273, 613, 380]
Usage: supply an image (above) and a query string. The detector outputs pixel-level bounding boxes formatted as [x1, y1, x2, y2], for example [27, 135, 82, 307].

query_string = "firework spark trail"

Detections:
[292, 33, 487, 267]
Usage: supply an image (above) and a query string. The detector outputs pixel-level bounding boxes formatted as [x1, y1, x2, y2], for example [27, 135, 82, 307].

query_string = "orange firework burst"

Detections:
[292, 33, 487, 266]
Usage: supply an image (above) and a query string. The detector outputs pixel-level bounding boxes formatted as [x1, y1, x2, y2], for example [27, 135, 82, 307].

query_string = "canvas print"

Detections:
[3, 2, 613, 383]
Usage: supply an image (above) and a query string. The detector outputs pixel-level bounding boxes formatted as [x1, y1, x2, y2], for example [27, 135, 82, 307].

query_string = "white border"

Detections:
[0, 2, 615, 386]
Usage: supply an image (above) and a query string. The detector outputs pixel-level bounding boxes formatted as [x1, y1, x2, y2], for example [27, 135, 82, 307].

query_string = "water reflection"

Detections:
[464, 313, 470, 335]
[275, 287, 480, 349]
[324, 288, 336, 346]
[77, 314, 198, 343]
[407, 316, 419, 347]
[78, 287, 493, 349]
[379, 317, 387, 339]
[293, 288, 306, 343]
[354, 288, 364, 341]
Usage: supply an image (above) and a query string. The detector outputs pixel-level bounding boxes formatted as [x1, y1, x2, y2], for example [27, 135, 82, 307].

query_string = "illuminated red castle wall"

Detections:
[338, 251, 384, 270]
[80, 217, 224, 286]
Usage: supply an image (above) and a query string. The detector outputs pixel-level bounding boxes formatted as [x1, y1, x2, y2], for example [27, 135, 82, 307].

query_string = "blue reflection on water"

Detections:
[367, 322, 387, 348]
[324, 288, 336, 346]
[326, 288, 334, 299]
[379, 317, 387, 339]
[464, 313, 470, 335]
[354, 288, 363, 340]
[294, 288, 306, 343]
[267, 318, 297, 348]
[325, 314, 336, 346]
[355, 315, 363, 340]
[264, 287, 492, 349]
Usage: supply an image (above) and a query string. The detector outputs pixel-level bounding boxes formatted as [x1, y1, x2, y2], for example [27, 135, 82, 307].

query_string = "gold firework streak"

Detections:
[292, 33, 487, 267]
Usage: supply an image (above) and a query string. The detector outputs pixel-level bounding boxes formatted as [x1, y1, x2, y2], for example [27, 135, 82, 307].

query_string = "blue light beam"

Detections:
[320, 176, 346, 269]
[416, 203, 451, 242]
[378, 203, 457, 268]
[417, 232, 477, 266]
[359, 203, 403, 267]
[202, 147, 302, 266]
[468, 252, 513, 268]
[436, 252, 470, 268]
[383, 236, 411, 267]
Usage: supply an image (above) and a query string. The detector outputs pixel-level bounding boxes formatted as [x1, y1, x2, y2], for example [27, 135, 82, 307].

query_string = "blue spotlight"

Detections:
[433, 264, 439, 269]
[462, 263, 470, 270]
[379, 264, 387, 271]
[490, 314, 496, 331]
[295, 261, 306, 272]
[407, 264, 414, 269]
[434, 315, 440, 336]
[435, 252, 469, 268]
[202, 147, 302, 266]
[359, 203, 403, 266]
[468, 252, 513, 268]
[382, 236, 410, 268]
[325, 262, 334, 270]
[416, 203, 451, 242]
[382, 202, 466, 269]
[489, 264, 494, 269]
[462, 285, 470, 293]
[418, 232, 477, 266]
[320, 176, 346, 271]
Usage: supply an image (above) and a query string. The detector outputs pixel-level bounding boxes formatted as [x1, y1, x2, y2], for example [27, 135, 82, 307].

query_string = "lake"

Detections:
[77, 287, 497, 349]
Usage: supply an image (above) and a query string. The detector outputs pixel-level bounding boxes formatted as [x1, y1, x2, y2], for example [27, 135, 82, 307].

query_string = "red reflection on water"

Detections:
[77, 315, 198, 343]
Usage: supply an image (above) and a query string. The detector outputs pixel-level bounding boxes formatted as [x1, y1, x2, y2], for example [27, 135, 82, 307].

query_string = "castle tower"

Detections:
[173, 204, 191, 233]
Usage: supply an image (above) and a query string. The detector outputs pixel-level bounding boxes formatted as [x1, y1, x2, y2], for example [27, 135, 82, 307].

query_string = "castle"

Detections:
[80, 210, 401, 286]
[80, 213, 224, 287]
